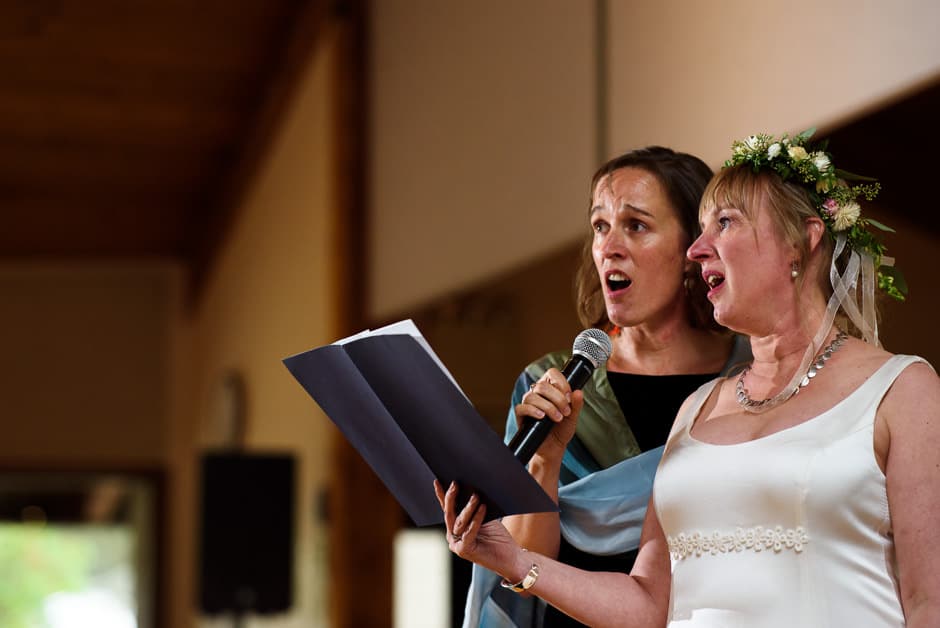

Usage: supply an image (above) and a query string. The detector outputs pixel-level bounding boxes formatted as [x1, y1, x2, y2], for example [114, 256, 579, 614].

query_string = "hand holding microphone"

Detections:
[508, 329, 612, 465]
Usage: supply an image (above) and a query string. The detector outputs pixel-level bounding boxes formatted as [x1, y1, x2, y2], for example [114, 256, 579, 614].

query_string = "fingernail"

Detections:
[565, 392, 571, 402]
[534, 409, 545, 418]
[449, 481, 456, 492]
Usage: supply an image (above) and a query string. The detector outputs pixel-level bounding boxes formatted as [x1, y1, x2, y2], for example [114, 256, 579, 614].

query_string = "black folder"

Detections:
[282, 323, 558, 526]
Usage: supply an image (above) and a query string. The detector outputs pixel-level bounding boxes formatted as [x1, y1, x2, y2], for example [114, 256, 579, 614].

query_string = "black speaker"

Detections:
[198, 452, 295, 614]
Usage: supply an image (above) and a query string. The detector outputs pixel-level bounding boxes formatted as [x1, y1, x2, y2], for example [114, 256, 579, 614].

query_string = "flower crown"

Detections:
[724, 128, 906, 301]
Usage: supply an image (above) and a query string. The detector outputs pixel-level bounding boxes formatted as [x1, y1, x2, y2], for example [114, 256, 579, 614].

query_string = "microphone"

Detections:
[508, 329, 612, 465]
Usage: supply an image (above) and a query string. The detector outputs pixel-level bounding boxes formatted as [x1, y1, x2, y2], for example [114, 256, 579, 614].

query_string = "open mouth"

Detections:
[606, 271, 632, 292]
[703, 271, 725, 290]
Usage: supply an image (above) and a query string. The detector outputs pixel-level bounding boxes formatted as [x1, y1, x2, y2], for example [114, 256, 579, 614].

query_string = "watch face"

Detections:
[500, 563, 539, 592]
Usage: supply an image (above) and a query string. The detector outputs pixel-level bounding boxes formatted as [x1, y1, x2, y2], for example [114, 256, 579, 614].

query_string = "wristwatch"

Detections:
[500, 563, 540, 593]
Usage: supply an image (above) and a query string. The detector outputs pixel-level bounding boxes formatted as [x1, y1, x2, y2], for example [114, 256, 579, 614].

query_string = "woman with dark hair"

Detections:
[443, 131, 939, 627]
[462, 147, 750, 627]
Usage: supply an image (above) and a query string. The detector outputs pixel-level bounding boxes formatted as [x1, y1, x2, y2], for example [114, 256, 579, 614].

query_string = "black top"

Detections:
[543, 370, 718, 628]
[606, 371, 719, 452]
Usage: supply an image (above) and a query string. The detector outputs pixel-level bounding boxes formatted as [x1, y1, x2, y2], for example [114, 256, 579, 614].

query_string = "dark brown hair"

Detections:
[575, 146, 720, 331]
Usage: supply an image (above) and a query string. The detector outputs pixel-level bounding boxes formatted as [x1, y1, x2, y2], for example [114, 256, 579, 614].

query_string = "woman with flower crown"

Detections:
[438, 130, 940, 627]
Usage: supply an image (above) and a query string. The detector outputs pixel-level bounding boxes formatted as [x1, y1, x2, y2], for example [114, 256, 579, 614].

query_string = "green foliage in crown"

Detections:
[724, 128, 906, 301]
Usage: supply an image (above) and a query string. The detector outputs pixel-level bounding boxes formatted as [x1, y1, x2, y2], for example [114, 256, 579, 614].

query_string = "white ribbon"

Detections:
[829, 233, 879, 346]
[742, 233, 879, 413]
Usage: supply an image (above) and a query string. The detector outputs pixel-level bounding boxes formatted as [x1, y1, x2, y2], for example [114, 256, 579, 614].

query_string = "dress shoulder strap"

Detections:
[663, 377, 721, 452]
[842, 354, 930, 422]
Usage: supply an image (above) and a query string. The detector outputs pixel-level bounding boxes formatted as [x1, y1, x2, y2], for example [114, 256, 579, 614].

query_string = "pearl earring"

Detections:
[791, 262, 799, 279]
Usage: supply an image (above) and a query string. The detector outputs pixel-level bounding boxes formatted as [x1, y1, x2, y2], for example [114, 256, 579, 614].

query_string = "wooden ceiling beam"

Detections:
[0, 0, 336, 267]
[0, 203, 190, 258]
[0, 93, 244, 143]
[0, 146, 221, 184]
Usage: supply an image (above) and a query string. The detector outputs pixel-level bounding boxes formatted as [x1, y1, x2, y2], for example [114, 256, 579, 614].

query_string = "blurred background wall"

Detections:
[0, 1, 937, 627]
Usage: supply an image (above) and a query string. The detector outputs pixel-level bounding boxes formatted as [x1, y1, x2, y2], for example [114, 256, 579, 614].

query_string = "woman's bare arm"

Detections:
[502, 369, 581, 558]
[436, 482, 671, 627]
[881, 362, 940, 628]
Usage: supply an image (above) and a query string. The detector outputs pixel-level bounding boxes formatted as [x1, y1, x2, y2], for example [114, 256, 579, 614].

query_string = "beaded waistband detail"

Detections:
[667, 525, 809, 561]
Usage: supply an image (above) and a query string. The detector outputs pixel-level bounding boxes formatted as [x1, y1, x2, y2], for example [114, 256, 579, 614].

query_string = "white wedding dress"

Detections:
[653, 354, 926, 627]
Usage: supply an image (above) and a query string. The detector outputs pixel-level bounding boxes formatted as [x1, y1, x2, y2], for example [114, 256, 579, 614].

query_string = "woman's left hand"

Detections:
[433, 479, 521, 575]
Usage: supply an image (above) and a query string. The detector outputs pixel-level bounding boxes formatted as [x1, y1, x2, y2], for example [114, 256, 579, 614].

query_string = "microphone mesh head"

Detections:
[571, 328, 613, 368]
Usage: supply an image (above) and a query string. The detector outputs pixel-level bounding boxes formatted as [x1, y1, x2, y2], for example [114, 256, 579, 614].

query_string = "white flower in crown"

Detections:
[832, 200, 861, 231]
[812, 152, 831, 172]
[724, 128, 905, 301]
[788, 146, 809, 161]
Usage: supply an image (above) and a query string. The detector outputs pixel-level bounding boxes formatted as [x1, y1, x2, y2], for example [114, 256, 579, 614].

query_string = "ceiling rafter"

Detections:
[0, 0, 329, 304]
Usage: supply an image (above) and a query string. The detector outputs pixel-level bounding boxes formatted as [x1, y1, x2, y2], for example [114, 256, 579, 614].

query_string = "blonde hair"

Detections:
[701, 165, 885, 336]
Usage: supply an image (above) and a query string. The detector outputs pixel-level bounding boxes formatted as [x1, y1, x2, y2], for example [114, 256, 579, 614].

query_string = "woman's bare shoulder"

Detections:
[878, 353, 939, 418]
